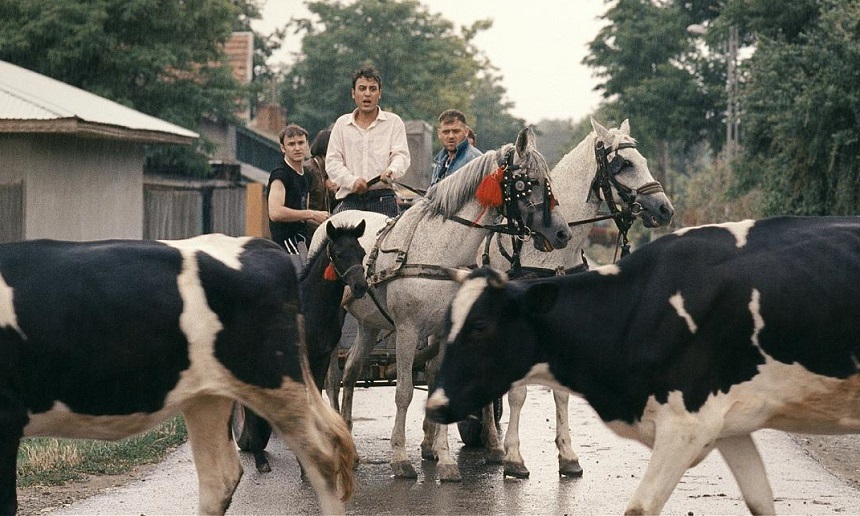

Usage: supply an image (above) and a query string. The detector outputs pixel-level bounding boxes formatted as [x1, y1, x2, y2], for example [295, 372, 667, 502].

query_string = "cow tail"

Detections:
[298, 315, 357, 502]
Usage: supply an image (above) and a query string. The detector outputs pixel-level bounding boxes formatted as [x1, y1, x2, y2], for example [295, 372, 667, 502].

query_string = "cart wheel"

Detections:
[231, 402, 272, 451]
[457, 397, 503, 447]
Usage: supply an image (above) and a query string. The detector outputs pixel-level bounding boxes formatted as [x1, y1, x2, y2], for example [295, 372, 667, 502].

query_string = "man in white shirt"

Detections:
[326, 65, 411, 217]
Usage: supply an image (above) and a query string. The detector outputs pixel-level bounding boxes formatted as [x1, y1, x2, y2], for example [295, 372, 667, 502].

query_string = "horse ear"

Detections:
[515, 126, 535, 156]
[355, 219, 366, 237]
[590, 118, 609, 140]
[325, 221, 337, 240]
[620, 119, 631, 135]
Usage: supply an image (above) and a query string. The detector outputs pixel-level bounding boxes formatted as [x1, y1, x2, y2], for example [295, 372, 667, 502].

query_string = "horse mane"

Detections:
[421, 142, 550, 219]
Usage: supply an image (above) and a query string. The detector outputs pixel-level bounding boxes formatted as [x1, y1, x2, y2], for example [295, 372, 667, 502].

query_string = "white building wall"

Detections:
[0, 134, 144, 240]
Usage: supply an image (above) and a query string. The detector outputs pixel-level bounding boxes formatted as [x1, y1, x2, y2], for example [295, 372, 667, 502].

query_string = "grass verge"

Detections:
[17, 416, 187, 487]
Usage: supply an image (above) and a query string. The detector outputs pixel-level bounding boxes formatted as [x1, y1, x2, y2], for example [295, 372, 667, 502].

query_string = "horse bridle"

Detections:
[587, 139, 665, 257]
[470, 148, 560, 273]
[326, 241, 363, 281]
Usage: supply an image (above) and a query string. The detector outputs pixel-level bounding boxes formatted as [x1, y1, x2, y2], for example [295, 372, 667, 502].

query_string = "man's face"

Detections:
[281, 134, 308, 166]
[438, 119, 467, 153]
[352, 77, 381, 115]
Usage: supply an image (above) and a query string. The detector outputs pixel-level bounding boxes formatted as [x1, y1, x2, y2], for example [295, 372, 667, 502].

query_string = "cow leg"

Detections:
[0, 436, 19, 516]
[553, 390, 583, 477]
[625, 416, 718, 515]
[183, 396, 243, 516]
[339, 324, 377, 431]
[717, 434, 775, 515]
[0, 389, 26, 516]
[503, 385, 530, 478]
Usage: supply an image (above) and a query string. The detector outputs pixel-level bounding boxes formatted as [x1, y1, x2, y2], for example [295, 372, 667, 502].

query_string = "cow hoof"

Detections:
[503, 461, 530, 479]
[559, 459, 583, 477]
[485, 447, 505, 464]
[437, 463, 462, 482]
[391, 461, 418, 479]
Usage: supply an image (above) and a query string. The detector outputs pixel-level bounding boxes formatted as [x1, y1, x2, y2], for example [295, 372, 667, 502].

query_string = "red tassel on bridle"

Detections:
[475, 167, 505, 208]
[324, 262, 338, 281]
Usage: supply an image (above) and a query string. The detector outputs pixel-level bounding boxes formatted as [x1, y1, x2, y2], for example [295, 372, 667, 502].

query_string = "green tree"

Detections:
[584, 0, 722, 180]
[0, 0, 260, 175]
[733, 0, 860, 216]
[281, 0, 523, 150]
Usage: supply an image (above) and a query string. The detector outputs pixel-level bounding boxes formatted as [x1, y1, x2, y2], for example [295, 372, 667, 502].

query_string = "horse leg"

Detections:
[480, 403, 505, 464]
[716, 434, 775, 515]
[182, 396, 243, 516]
[339, 323, 377, 431]
[503, 385, 530, 478]
[420, 336, 439, 460]
[553, 390, 583, 477]
[390, 329, 419, 479]
[324, 349, 342, 411]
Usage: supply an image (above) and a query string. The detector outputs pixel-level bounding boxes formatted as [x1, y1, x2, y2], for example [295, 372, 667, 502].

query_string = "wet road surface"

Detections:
[56, 385, 860, 515]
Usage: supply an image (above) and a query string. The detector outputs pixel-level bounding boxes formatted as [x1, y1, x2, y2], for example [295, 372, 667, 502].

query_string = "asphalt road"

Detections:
[55, 386, 860, 515]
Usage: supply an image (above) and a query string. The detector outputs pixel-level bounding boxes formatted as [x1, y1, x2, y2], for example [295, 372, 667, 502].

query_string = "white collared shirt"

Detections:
[325, 108, 411, 200]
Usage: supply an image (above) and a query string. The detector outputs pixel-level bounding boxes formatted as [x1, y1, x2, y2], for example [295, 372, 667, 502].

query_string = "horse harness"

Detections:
[359, 148, 553, 324]
[493, 138, 667, 278]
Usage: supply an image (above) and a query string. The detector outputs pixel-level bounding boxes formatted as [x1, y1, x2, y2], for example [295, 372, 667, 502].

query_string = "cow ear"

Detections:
[445, 267, 472, 283]
[521, 283, 559, 315]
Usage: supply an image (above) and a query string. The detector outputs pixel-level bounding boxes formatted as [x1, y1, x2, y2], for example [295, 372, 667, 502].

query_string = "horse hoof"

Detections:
[256, 461, 272, 474]
[437, 463, 462, 482]
[485, 447, 505, 464]
[503, 461, 530, 479]
[420, 445, 437, 461]
[559, 459, 583, 478]
[391, 461, 418, 479]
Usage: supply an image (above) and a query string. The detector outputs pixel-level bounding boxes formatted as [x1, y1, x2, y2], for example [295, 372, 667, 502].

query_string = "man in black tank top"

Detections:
[267, 124, 330, 268]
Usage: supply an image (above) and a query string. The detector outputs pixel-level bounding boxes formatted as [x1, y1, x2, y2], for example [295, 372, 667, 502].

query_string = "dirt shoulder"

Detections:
[16, 464, 155, 516]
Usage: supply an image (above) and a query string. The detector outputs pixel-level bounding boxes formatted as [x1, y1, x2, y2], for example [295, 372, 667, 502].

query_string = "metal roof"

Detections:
[0, 60, 198, 145]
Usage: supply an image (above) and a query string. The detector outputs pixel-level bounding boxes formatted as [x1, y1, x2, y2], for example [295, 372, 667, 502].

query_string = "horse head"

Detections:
[590, 118, 675, 228]
[324, 220, 368, 299]
[497, 127, 572, 252]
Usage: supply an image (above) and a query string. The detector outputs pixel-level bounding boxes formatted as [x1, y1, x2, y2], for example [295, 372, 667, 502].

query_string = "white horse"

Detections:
[489, 118, 675, 479]
[309, 127, 572, 481]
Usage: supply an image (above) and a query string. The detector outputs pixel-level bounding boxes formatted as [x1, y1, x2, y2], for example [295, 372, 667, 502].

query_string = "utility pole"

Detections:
[726, 25, 739, 162]
[688, 23, 740, 162]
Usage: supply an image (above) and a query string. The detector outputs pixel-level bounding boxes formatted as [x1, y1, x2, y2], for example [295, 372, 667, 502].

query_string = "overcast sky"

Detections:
[251, 0, 608, 123]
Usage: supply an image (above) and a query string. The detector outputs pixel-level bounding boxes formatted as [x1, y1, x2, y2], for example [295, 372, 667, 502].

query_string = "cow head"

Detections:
[425, 267, 559, 424]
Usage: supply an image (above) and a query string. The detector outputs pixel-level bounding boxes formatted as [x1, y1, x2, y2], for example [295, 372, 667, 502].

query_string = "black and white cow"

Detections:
[0, 234, 356, 515]
[426, 216, 860, 515]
